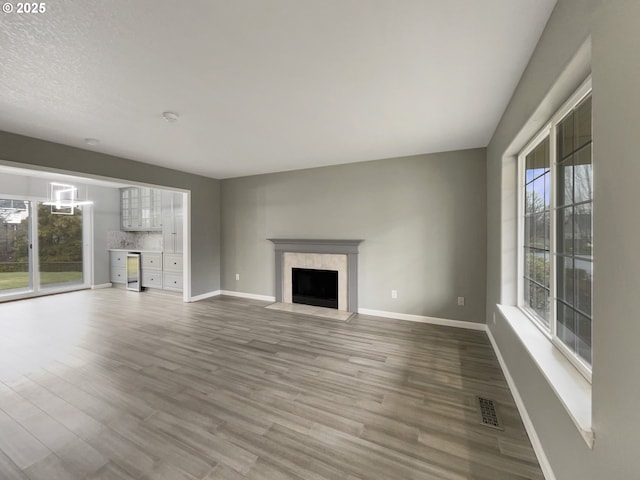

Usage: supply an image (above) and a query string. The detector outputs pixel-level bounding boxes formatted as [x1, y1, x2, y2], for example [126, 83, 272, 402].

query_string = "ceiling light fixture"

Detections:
[162, 111, 179, 123]
[84, 138, 100, 146]
[42, 182, 93, 215]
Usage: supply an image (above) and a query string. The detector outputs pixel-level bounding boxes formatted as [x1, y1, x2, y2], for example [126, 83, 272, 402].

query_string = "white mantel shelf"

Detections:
[268, 239, 363, 253]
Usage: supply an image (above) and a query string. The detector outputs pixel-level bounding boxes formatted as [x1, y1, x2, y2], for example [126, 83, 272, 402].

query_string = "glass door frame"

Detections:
[0, 195, 92, 301]
[0, 194, 33, 295]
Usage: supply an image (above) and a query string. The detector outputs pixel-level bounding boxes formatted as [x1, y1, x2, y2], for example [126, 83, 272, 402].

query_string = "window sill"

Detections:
[496, 304, 594, 448]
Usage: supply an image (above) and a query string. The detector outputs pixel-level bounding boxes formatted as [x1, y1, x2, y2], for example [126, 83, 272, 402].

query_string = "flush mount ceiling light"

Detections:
[162, 111, 179, 123]
[84, 138, 100, 146]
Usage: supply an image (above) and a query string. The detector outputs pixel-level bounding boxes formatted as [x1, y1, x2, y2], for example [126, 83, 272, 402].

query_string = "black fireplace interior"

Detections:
[292, 268, 338, 309]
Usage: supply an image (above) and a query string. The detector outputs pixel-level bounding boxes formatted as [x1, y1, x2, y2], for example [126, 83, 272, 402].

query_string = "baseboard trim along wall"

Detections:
[189, 290, 222, 302]
[91, 283, 112, 290]
[358, 307, 487, 331]
[486, 327, 555, 480]
[219, 290, 277, 302]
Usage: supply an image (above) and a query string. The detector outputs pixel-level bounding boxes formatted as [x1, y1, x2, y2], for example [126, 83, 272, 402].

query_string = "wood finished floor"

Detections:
[0, 289, 543, 480]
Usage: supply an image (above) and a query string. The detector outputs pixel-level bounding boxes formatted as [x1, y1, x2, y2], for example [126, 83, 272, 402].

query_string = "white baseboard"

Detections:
[220, 290, 276, 302]
[91, 283, 112, 290]
[189, 290, 221, 302]
[357, 308, 487, 331]
[485, 327, 555, 480]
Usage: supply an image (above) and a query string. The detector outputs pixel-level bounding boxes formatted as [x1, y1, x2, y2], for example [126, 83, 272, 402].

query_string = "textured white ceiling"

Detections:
[0, 0, 556, 179]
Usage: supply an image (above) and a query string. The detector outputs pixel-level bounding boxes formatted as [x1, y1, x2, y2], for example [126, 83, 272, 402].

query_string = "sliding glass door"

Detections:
[0, 199, 31, 293]
[37, 202, 84, 289]
[0, 198, 88, 298]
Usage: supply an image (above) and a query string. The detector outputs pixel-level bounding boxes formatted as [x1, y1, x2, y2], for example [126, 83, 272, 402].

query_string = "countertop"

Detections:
[108, 249, 163, 253]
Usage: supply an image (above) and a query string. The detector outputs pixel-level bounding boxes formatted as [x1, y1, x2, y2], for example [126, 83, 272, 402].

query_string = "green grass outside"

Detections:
[0, 271, 83, 290]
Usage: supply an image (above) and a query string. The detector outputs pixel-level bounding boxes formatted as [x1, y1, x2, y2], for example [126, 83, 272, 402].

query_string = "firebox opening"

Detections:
[292, 268, 338, 309]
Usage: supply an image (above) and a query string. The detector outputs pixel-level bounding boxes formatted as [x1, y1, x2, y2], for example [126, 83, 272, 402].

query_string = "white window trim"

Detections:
[517, 76, 593, 383]
[496, 304, 593, 447]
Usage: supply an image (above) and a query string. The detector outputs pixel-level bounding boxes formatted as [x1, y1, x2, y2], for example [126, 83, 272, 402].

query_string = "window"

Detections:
[523, 137, 551, 327]
[519, 79, 592, 379]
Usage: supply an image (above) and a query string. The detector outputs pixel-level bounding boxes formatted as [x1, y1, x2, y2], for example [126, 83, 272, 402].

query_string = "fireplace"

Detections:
[268, 239, 363, 312]
[292, 268, 338, 309]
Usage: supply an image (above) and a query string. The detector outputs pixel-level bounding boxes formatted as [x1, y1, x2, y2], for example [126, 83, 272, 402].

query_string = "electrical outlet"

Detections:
[457, 296, 465, 306]
[391, 290, 398, 299]
[235, 273, 240, 281]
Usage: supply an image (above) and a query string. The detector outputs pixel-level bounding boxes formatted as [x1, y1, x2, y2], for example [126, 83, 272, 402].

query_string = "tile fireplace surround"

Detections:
[268, 239, 363, 312]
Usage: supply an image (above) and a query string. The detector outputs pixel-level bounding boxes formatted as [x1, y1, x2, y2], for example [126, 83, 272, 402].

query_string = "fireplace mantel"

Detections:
[268, 239, 363, 312]
[268, 239, 363, 253]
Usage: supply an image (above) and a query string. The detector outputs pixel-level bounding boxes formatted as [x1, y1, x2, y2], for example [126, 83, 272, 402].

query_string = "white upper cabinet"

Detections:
[161, 191, 183, 253]
[121, 187, 162, 231]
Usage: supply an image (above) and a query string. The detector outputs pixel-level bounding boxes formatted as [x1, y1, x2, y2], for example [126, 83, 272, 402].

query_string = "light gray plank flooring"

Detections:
[0, 289, 543, 479]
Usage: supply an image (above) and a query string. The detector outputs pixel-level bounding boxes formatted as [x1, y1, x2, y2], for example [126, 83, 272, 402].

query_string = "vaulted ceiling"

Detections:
[0, 0, 556, 178]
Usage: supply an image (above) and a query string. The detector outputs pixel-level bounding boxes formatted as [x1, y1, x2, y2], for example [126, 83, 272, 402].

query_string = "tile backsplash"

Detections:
[107, 231, 163, 251]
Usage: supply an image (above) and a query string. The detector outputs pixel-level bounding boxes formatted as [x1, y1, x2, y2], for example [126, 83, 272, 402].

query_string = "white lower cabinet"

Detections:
[110, 252, 126, 284]
[163, 253, 182, 273]
[141, 253, 162, 270]
[111, 268, 126, 284]
[141, 252, 163, 288]
[162, 253, 183, 291]
[163, 273, 183, 291]
[109, 250, 182, 292]
[142, 271, 162, 288]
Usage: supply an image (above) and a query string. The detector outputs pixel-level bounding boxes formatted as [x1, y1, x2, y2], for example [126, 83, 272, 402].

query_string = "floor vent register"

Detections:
[477, 396, 503, 430]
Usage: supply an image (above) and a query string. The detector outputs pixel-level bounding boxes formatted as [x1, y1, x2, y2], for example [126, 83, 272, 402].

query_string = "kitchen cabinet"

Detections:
[161, 192, 183, 253]
[141, 252, 162, 288]
[161, 192, 183, 292]
[121, 187, 162, 231]
[163, 253, 183, 272]
[162, 272, 183, 291]
[109, 251, 126, 284]
[163, 253, 183, 292]
[110, 249, 181, 292]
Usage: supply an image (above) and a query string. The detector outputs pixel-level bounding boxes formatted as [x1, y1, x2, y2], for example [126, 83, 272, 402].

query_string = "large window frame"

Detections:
[517, 77, 593, 382]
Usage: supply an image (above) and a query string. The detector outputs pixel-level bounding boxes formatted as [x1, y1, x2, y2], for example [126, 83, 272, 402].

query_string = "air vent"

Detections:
[477, 396, 503, 430]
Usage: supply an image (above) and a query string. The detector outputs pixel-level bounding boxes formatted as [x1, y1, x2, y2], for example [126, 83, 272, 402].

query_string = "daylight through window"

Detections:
[519, 80, 592, 378]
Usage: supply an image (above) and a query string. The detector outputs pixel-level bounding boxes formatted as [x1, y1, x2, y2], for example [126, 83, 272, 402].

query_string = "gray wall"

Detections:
[222, 149, 487, 323]
[486, 0, 640, 478]
[0, 130, 221, 296]
[89, 185, 120, 286]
